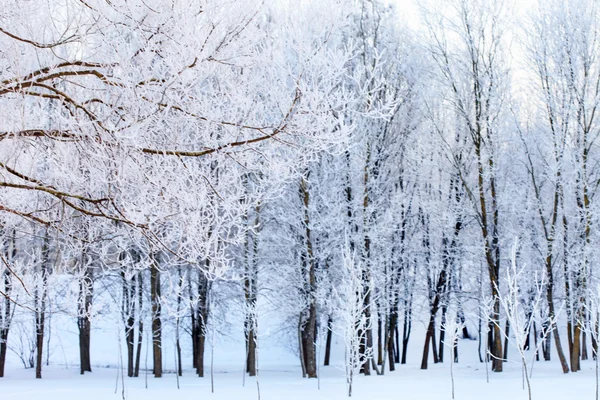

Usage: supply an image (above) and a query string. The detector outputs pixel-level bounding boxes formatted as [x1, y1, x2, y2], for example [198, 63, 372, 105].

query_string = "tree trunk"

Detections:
[35, 233, 50, 379]
[503, 319, 509, 361]
[421, 317, 435, 369]
[324, 316, 333, 366]
[0, 269, 11, 378]
[134, 272, 143, 377]
[439, 305, 447, 363]
[244, 203, 259, 377]
[78, 266, 93, 375]
[377, 315, 383, 366]
[401, 302, 411, 365]
[194, 269, 210, 377]
[123, 271, 135, 377]
[572, 324, 582, 372]
[299, 175, 317, 379]
[387, 304, 398, 371]
[150, 259, 162, 378]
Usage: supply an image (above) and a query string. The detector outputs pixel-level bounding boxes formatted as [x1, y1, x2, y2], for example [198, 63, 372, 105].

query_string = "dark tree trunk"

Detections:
[377, 314, 383, 366]
[421, 318, 435, 369]
[0, 269, 12, 378]
[401, 303, 411, 365]
[194, 269, 210, 377]
[387, 302, 398, 371]
[299, 176, 318, 379]
[35, 233, 50, 379]
[439, 305, 447, 363]
[524, 311, 532, 351]
[324, 316, 333, 366]
[244, 203, 259, 377]
[582, 322, 588, 361]
[133, 272, 143, 378]
[123, 271, 135, 378]
[533, 320, 539, 361]
[0, 231, 16, 378]
[150, 260, 162, 378]
[592, 314, 599, 360]
[542, 321, 552, 361]
[78, 266, 93, 375]
[503, 319, 509, 361]
[175, 267, 183, 377]
[246, 328, 256, 376]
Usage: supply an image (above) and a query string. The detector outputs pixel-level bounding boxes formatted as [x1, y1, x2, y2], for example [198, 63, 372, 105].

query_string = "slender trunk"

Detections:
[246, 328, 256, 376]
[401, 302, 411, 365]
[387, 303, 398, 371]
[432, 323, 439, 364]
[176, 266, 183, 377]
[150, 259, 162, 378]
[324, 316, 333, 366]
[593, 315, 599, 360]
[195, 269, 210, 377]
[133, 272, 143, 377]
[543, 321, 551, 361]
[300, 176, 317, 379]
[78, 266, 93, 375]
[503, 319, 509, 361]
[377, 315, 383, 366]
[0, 268, 12, 378]
[572, 324, 582, 372]
[533, 320, 539, 361]
[583, 325, 588, 361]
[421, 318, 435, 369]
[123, 271, 135, 377]
[244, 203, 259, 377]
[439, 305, 447, 363]
[35, 233, 50, 379]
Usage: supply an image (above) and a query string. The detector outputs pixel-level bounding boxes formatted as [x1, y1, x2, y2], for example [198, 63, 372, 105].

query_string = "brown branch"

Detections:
[1, 254, 31, 296]
[0, 129, 79, 141]
[0, 162, 50, 186]
[0, 205, 53, 227]
[0, 181, 109, 204]
[141, 86, 301, 157]
[0, 26, 78, 49]
[1, 61, 115, 87]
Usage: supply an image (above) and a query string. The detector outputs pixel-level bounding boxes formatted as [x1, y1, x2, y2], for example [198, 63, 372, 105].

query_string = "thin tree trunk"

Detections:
[195, 268, 210, 378]
[439, 305, 447, 363]
[324, 316, 333, 366]
[503, 319, 510, 361]
[0, 268, 12, 378]
[35, 232, 50, 379]
[150, 259, 162, 378]
[401, 301, 411, 365]
[300, 175, 318, 379]
[123, 271, 135, 377]
[78, 266, 93, 375]
[377, 314, 383, 366]
[134, 272, 143, 378]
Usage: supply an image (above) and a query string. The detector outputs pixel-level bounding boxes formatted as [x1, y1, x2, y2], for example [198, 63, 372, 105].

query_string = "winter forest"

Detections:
[1, 0, 600, 399]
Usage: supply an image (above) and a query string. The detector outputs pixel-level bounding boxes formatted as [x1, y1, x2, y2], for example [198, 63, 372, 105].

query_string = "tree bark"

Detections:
[324, 315, 333, 366]
[194, 268, 210, 377]
[150, 258, 162, 378]
[35, 232, 50, 379]
[299, 175, 317, 379]
[134, 272, 143, 377]
[0, 268, 11, 378]
[78, 265, 93, 375]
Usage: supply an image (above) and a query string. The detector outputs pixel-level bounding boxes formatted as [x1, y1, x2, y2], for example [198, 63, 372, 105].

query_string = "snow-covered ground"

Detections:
[3, 325, 598, 400]
[3, 356, 598, 400]
[2, 293, 596, 400]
